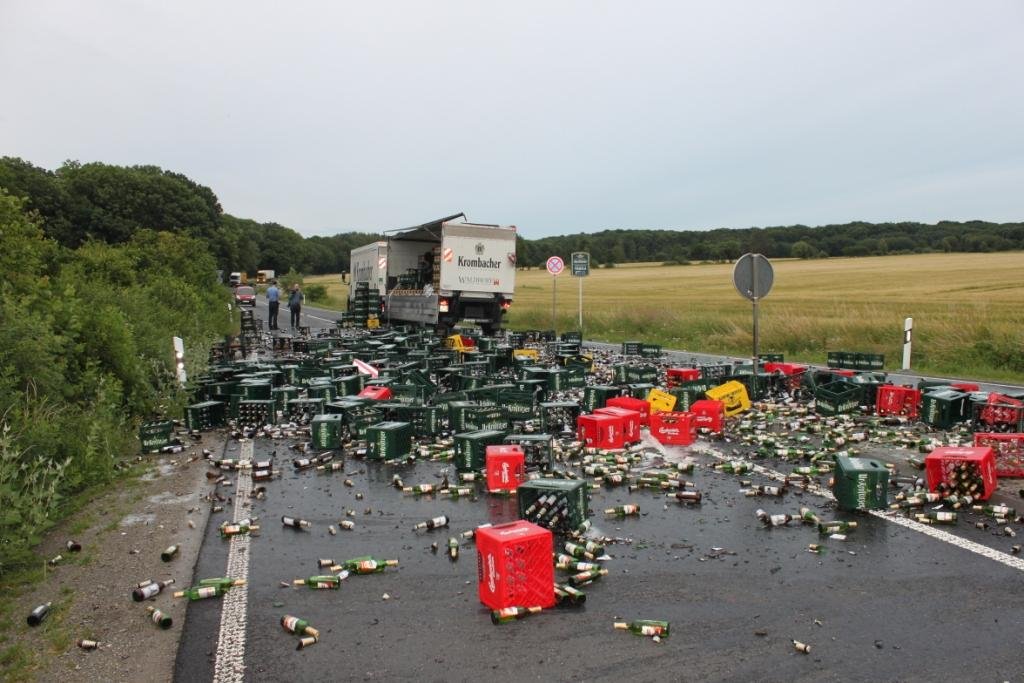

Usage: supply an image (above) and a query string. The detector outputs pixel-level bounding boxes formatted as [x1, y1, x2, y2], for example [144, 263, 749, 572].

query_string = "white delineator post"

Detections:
[902, 317, 913, 370]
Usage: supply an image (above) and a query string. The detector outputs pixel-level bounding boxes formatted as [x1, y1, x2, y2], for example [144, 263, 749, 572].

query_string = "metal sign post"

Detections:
[546, 256, 565, 334]
[571, 252, 589, 336]
[732, 253, 774, 384]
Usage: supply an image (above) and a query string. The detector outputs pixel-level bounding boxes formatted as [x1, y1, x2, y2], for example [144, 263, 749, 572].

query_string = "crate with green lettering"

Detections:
[539, 401, 581, 434]
[238, 399, 275, 425]
[207, 380, 239, 399]
[640, 343, 662, 358]
[504, 433, 554, 469]
[334, 373, 364, 397]
[627, 383, 656, 399]
[517, 479, 588, 531]
[448, 401, 486, 433]
[832, 455, 888, 511]
[389, 405, 442, 437]
[583, 385, 619, 412]
[311, 413, 344, 449]
[465, 406, 510, 432]
[515, 379, 547, 402]
[921, 389, 970, 429]
[365, 421, 413, 461]
[346, 406, 386, 438]
[186, 401, 226, 431]
[139, 420, 175, 453]
[307, 382, 336, 401]
[854, 353, 885, 371]
[454, 429, 508, 471]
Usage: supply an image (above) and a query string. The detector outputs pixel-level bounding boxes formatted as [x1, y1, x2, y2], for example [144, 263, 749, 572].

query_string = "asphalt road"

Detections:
[176, 303, 1024, 682]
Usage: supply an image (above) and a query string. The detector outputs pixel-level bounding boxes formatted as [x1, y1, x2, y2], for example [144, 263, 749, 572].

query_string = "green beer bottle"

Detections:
[174, 585, 225, 600]
[293, 575, 343, 589]
[604, 504, 640, 517]
[613, 619, 670, 637]
[491, 605, 542, 624]
[568, 568, 608, 587]
[344, 557, 399, 574]
[146, 606, 172, 629]
[281, 615, 320, 638]
[198, 577, 246, 590]
[553, 583, 587, 606]
[817, 520, 858, 534]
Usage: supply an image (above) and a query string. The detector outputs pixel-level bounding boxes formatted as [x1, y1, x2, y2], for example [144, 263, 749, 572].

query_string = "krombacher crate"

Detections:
[186, 401, 226, 431]
[365, 421, 413, 461]
[517, 479, 588, 531]
[139, 420, 175, 453]
[454, 429, 508, 471]
[311, 414, 344, 449]
[832, 455, 888, 510]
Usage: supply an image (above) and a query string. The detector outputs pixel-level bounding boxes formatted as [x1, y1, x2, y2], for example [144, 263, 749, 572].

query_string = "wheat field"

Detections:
[308, 253, 1024, 381]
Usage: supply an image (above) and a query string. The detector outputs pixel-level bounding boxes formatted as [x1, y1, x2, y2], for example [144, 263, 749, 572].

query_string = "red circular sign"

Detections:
[546, 256, 564, 276]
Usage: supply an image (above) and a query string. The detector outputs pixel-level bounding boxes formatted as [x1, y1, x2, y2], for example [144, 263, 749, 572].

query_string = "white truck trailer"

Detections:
[348, 213, 516, 334]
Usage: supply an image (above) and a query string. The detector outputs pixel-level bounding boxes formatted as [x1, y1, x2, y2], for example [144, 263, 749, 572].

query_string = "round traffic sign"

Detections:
[732, 253, 774, 301]
[546, 256, 565, 276]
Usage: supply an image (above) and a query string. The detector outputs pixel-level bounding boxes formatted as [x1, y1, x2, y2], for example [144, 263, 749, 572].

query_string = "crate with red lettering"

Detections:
[605, 396, 651, 426]
[594, 406, 642, 443]
[666, 368, 702, 387]
[577, 413, 626, 450]
[649, 411, 695, 446]
[973, 433, 1024, 478]
[476, 521, 555, 610]
[925, 446, 997, 501]
[357, 386, 393, 401]
[486, 445, 526, 491]
[875, 385, 921, 418]
[689, 399, 724, 433]
[975, 393, 1024, 432]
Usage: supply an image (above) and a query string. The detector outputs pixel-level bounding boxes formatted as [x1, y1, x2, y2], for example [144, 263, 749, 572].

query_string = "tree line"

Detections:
[4, 156, 1024, 280]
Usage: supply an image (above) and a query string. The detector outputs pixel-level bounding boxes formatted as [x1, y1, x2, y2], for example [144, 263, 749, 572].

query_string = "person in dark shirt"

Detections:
[288, 284, 304, 329]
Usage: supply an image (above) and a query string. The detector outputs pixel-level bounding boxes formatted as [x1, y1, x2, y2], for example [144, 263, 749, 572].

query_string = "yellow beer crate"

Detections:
[705, 380, 751, 417]
[646, 388, 677, 414]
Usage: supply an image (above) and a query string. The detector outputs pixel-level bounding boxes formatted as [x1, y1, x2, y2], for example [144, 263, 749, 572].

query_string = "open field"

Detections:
[303, 252, 1023, 382]
[304, 273, 350, 310]
[508, 252, 1024, 382]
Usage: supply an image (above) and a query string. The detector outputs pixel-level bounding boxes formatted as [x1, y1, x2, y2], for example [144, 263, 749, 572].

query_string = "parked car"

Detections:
[234, 285, 256, 307]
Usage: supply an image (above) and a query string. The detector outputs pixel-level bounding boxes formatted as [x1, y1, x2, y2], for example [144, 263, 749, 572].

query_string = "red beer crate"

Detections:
[605, 396, 651, 426]
[875, 385, 921, 418]
[357, 386, 393, 401]
[831, 369, 856, 378]
[763, 362, 807, 376]
[973, 433, 1024, 478]
[977, 393, 1024, 431]
[476, 521, 555, 610]
[666, 368, 702, 387]
[689, 399, 724, 433]
[925, 446, 997, 501]
[486, 445, 526, 491]
[577, 413, 626, 450]
[649, 411, 695, 446]
[951, 382, 980, 392]
[594, 406, 642, 443]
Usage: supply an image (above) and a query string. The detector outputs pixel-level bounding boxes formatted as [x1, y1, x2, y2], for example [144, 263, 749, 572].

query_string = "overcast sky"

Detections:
[2, 2, 1022, 238]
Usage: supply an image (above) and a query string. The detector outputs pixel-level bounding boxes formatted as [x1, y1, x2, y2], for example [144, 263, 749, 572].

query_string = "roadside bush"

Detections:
[305, 284, 327, 302]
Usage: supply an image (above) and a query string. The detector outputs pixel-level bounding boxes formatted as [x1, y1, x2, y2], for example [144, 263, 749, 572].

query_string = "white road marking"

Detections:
[658, 438, 1024, 574]
[213, 440, 254, 683]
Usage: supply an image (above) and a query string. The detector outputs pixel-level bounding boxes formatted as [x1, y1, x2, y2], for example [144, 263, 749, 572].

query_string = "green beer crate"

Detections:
[346, 407, 386, 438]
[389, 405, 442, 437]
[759, 353, 784, 363]
[582, 385, 619, 413]
[517, 479, 589, 531]
[454, 429, 508, 471]
[503, 433, 554, 469]
[238, 399, 275, 425]
[832, 455, 888, 511]
[640, 343, 662, 358]
[464, 406, 511, 432]
[139, 420, 175, 453]
[848, 372, 887, 408]
[539, 401, 581, 434]
[515, 379, 547, 401]
[334, 374, 364, 397]
[621, 341, 643, 355]
[307, 383, 336, 401]
[814, 382, 862, 416]
[271, 385, 300, 412]
[921, 389, 970, 429]
[497, 390, 537, 422]
[311, 413, 344, 449]
[627, 383, 656, 399]
[287, 397, 325, 421]
[854, 353, 885, 371]
[186, 401, 226, 431]
[561, 331, 582, 343]
[448, 401, 486, 433]
[207, 380, 239, 399]
[365, 421, 413, 461]
[626, 365, 660, 384]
